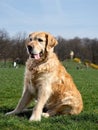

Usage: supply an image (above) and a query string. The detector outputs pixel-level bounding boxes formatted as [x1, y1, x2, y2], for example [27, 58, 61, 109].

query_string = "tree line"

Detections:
[55, 36, 98, 64]
[0, 29, 98, 65]
[0, 29, 27, 65]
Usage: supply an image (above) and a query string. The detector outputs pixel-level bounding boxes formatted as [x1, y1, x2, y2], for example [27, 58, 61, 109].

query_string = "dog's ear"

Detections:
[46, 34, 58, 52]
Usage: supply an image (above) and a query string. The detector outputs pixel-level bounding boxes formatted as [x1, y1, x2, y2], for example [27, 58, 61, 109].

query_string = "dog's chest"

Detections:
[26, 69, 54, 93]
[31, 72, 53, 85]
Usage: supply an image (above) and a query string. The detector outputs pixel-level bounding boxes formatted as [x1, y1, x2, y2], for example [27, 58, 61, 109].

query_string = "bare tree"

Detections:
[10, 32, 28, 64]
[0, 29, 11, 66]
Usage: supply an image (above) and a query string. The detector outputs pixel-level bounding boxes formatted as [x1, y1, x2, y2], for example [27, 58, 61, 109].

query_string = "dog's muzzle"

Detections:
[27, 45, 43, 60]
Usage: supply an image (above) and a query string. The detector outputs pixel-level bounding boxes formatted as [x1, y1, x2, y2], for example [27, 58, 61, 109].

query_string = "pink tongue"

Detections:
[34, 54, 40, 60]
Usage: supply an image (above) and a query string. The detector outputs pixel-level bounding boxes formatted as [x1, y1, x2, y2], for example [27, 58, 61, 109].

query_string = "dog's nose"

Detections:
[27, 45, 33, 54]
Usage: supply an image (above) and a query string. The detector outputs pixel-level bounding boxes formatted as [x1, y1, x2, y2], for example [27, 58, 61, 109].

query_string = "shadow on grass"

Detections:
[0, 107, 33, 119]
[0, 106, 98, 124]
[0, 106, 48, 119]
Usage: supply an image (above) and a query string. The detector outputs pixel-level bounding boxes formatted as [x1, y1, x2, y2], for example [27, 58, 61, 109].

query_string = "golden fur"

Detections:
[6, 32, 83, 121]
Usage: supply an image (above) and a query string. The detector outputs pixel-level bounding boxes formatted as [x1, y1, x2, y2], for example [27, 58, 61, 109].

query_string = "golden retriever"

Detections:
[6, 32, 83, 121]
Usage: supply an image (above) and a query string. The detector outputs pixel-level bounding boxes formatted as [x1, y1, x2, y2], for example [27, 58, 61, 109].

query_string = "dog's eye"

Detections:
[37, 38, 43, 42]
[29, 38, 32, 41]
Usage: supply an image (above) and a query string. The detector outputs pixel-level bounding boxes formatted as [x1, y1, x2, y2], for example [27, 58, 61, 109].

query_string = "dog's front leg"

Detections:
[29, 85, 51, 121]
[6, 88, 33, 115]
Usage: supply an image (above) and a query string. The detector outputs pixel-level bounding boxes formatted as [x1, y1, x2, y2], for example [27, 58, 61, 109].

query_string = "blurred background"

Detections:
[0, 0, 98, 66]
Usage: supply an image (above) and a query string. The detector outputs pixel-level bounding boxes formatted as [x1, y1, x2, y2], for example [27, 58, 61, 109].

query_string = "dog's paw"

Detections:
[29, 114, 41, 121]
[42, 112, 50, 118]
[5, 111, 16, 116]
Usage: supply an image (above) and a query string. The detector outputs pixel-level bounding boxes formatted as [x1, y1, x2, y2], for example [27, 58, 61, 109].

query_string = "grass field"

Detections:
[0, 61, 98, 130]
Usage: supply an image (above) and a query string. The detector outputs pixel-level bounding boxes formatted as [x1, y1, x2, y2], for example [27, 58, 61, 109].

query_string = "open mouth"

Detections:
[31, 51, 43, 60]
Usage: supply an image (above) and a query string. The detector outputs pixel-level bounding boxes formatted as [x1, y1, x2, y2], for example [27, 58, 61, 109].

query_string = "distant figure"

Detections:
[13, 61, 17, 68]
[70, 51, 74, 59]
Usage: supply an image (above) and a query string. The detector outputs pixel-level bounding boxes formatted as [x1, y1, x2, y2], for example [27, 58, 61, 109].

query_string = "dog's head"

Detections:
[26, 32, 58, 60]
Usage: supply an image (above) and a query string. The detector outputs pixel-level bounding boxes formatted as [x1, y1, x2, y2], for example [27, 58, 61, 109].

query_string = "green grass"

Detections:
[0, 61, 98, 130]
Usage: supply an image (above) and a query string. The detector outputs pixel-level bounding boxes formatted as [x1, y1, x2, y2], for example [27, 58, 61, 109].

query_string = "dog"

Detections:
[6, 32, 83, 121]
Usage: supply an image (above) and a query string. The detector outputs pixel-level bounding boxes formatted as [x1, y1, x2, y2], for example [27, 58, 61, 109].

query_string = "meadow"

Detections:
[0, 61, 98, 130]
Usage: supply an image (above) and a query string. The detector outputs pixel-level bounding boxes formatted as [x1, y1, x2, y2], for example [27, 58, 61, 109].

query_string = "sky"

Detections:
[0, 0, 98, 39]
